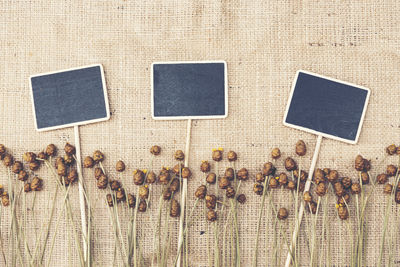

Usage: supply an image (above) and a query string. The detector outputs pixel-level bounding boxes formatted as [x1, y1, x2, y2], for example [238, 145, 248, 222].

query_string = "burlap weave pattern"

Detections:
[1, 0, 400, 266]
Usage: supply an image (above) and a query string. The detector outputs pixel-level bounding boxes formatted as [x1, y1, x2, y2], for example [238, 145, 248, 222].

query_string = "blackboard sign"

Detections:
[283, 70, 370, 144]
[151, 61, 227, 120]
[30, 64, 110, 131]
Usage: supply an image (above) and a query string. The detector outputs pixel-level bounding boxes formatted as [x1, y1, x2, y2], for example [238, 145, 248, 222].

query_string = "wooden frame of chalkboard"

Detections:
[29, 64, 110, 132]
[151, 60, 228, 120]
[283, 70, 370, 144]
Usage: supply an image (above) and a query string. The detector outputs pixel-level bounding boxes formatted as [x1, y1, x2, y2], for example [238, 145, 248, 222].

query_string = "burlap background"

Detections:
[1, 0, 400, 266]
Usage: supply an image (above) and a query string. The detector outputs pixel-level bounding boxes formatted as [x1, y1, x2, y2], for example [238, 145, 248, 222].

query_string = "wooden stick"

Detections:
[74, 125, 88, 262]
[176, 119, 192, 267]
[284, 135, 322, 267]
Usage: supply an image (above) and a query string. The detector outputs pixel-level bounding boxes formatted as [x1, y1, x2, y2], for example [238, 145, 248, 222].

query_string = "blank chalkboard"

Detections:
[151, 61, 227, 120]
[30, 65, 110, 131]
[284, 70, 370, 144]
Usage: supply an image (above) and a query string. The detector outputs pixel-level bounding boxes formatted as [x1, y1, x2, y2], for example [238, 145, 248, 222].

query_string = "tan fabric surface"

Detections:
[1, 0, 400, 266]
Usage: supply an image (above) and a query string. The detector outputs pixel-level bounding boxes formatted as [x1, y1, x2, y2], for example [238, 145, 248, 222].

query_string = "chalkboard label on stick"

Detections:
[151, 61, 228, 120]
[283, 70, 370, 144]
[29, 64, 110, 131]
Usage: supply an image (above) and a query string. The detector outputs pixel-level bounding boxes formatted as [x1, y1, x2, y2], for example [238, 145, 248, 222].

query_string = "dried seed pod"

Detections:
[313, 168, 325, 184]
[31, 177, 43, 191]
[110, 180, 121, 191]
[303, 191, 312, 203]
[383, 184, 393, 195]
[395, 191, 400, 204]
[93, 150, 104, 162]
[23, 152, 36, 163]
[3, 154, 13, 167]
[106, 194, 114, 207]
[169, 178, 180, 193]
[139, 185, 149, 199]
[386, 144, 397, 155]
[206, 173, 216, 184]
[207, 209, 217, 222]
[62, 177, 70, 187]
[338, 206, 349, 220]
[138, 200, 147, 212]
[278, 173, 288, 186]
[363, 159, 371, 171]
[67, 169, 78, 184]
[200, 161, 211, 173]
[333, 182, 345, 197]
[158, 168, 170, 185]
[150, 145, 161, 156]
[293, 169, 308, 182]
[341, 177, 352, 189]
[295, 140, 306, 156]
[284, 157, 297, 171]
[163, 188, 172, 200]
[64, 154, 74, 165]
[181, 167, 191, 179]
[323, 168, 331, 176]
[57, 162, 67, 176]
[133, 169, 145, 185]
[0, 144, 5, 155]
[269, 177, 279, 189]
[360, 171, 370, 185]
[355, 155, 364, 171]
[236, 194, 246, 204]
[116, 161, 126, 172]
[94, 167, 103, 179]
[172, 164, 183, 175]
[226, 186, 236, 198]
[377, 173, 388, 184]
[337, 192, 350, 205]
[350, 183, 361, 195]
[205, 194, 217, 209]
[315, 182, 327, 196]
[12, 161, 23, 174]
[55, 157, 64, 167]
[2, 192, 10, 207]
[277, 208, 289, 220]
[24, 183, 31, 193]
[227, 151, 237, 162]
[263, 162, 276, 176]
[307, 201, 317, 214]
[219, 176, 230, 189]
[97, 174, 108, 189]
[386, 164, 397, 177]
[116, 188, 126, 202]
[298, 182, 305, 192]
[170, 199, 181, 217]
[255, 172, 265, 183]
[46, 144, 57, 156]
[64, 143, 76, 155]
[237, 168, 248, 181]
[327, 170, 339, 183]
[37, 152, 48, 160]
[225, 168, 235, 181]
[83, 156, 95, 168]
[253, 183, 264, 195]
[128, 193, 136, 208]
[287, 180, 296, 191]
[146, 171, 157, 184]
[271, 148, 281, 159]
[212, 150, 223, 162]
[29, 161, 40, 171]
[174, 150, 184, 161]
[195, 185, 207, 199]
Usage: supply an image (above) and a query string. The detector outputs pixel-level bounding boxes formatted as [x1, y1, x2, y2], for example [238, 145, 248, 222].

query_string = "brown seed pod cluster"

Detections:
[212, 149, 223, 162]
[200, 161, 211, 173]
[284, 157, 297, 171]
[170, 199, 181, 217]
[277, 207, 289, 220]
[295, 140, 306, 156]
[150, 145, 161, 156]
[271, 148, 281, 160]
[337, 205, 349, 220]
[354, 155, 371, 172]
[174, 150, 184, 161]
[386, 144, 398, 155]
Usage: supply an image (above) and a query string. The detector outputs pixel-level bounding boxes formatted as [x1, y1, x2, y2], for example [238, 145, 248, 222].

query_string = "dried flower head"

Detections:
[110, 180, 122, 191]
[255, 172, 265, 183]
[225, 186, 235, 198]
[294, 169, 308, 182]
[128, 193, 136, 208]
[146, 171, 157, 184]
[38, 152, 48, 160]
[116, 160, 126, 172]
[284, 157, 297, 171]
[350, 183, 361, 195]
[277, 208, 289, 220]
[138, 200, 147, 212]
[170, 199, 181, 217]
[200, 161, 211, 173]
[315, 182, 327, 196]
[212, 149, 223, 162]
[271, 148, 281, 159]
[12, 161, 23, 174]
[386, 164, 397, 177]
[303, 191, 312, 203]
[195, 185, 207, 199]
[333, 181, 345, 197]
[133, 169, 145, 185]
[386, 144, 397, 155]
[3, 154, 13, 167]
[263, 162, 276, 176]
[169, 178, 180, 193]
[181, 167, 191, 179]
[337, 192, 350, 205]
[0, 144, 5, 155]
[338, 205, 349, 220]
[205, 194, 217, 209]
[172, 164, 182, 175]
[278, 173, 288, 186]
[150, 145, 161, 156]
[64, 143, 76, 155]
[383, 184, 393, 195]
[207, 209, 217, 222]
[106, 194, 114, 207]
[2, 192, 10, 207]
[18, 170, 28, 181]
[139, 185, 149, 199]
[227, 151, 237, 162]
[64, 154, 75, 165]
[97, 174, 108, 189]
[298, 182, 305, 192]
[45, 144, 57, 156]
[224, 168, 235, 181]
[93, 150, 104, 163]
[377, 173, 388, 184]
[0, 185, 4, 196]
[83, 156, 95, 168]
[323, 168, 330, 176]
[57, 162, 67, 176]
[174, 150, 184, 161]
[29, 161, 40, 171]
[206, 173, 216, 184]
[158, 168, 170, 185]
[287, 180, 296, 191]
[236, 194, 246, 204]
[269, 177, 279, 189]
[237, 168, 249, 181]
[116, 188, 126, 202]
[94, 167, 103, 179]
[327, 170, 339, 183]
[55, 157, 64, 167]
[307, 201, 317, 214]
[163, 188, 172, 200]
[31, 177, 43, 191]
[354, 155, 370, 172]
[24, 183, 31, 193]
[67, 169, 78, 184]
[361, 171, 370, 185]
[253, 183, 264, 196]
[313, 168, 325, 184]
[219, 176, 231, 189]
[295, 140, 307, 156]
[23, 152, 36, 163]
[341, 177, 352, 189]
[395, 191, 400, 204]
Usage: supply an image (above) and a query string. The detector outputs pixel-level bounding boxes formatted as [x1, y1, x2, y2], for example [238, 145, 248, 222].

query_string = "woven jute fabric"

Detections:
[1, 1, 400, 266]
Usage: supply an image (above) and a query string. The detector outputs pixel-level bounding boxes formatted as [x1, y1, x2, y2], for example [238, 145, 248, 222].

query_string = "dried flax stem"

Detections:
[252, 177, 268, 267]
